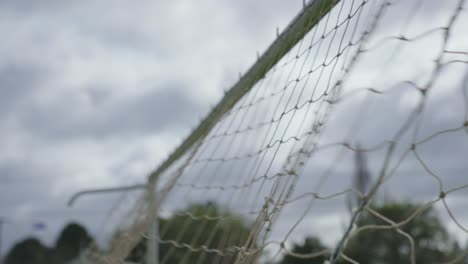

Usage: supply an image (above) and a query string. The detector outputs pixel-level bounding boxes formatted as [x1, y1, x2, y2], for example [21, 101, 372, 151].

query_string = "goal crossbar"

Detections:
[148, 0, 340, 185]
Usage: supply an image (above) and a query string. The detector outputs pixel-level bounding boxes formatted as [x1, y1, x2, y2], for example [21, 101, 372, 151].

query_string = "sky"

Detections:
[1, 0, 468, 261]
[0, 0, 304, 256]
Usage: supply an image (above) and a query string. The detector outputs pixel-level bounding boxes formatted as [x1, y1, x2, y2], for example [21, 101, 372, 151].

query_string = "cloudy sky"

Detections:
[0, 0, 306, 255]
[1, 0, 468, 261]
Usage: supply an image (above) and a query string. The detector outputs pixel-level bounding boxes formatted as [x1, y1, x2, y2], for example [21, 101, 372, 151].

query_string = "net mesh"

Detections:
[76, 0, 468, 263]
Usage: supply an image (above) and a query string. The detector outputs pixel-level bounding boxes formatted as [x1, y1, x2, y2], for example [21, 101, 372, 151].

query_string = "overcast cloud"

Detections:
[0, 0, 304, 255]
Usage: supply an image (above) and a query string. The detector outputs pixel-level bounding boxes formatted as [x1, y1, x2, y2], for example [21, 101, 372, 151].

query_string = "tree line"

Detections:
[3, 222, 92, 264]
[277, 202, 467, 264]
[4, 200, 467, 264]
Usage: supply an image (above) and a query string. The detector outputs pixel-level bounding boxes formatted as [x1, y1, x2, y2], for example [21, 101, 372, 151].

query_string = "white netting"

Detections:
[73, 0, 468, 263]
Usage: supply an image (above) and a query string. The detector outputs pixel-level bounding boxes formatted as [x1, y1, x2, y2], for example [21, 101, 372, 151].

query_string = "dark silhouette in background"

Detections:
[278, 202, 466, 264]
[3, 202, 254, 264]
[278, 237, 328, 264]
[4, 222, 92, 264]
[278, 150, 466, 264]
[342, 202, 464, 264]
[4, 202, 466, 264]
[125, 202, 255, 264]
[54, 223, 92, 263]
[4, 238, 53, 264]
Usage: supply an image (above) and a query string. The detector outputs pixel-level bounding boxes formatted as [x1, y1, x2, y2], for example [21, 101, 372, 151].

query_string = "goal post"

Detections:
[73, 0, 468, 263]
[147, 0, 340, 186]
[88, 1, 343, 261]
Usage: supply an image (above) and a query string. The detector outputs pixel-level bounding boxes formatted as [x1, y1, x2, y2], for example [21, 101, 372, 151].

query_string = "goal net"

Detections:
[79, 0, 468, 263]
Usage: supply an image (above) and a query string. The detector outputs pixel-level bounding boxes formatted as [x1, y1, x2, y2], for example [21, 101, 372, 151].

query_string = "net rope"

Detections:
[72, 0, 468, 263]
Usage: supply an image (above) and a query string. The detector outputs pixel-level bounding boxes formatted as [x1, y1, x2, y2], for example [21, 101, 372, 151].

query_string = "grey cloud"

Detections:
[0, 159, 70, 209]
[0, 64, 44, 118]
[0, 161, 47, 184]
[0, 157, 132, 253]
[18, 85, 202, 140]
[86, 86, 112, 106]
[0, 0, 72, 13]
[227, 0, 301, 36]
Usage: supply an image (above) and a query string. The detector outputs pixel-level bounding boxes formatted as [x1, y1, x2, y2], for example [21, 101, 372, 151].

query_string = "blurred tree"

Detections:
[4, 222, 94, 264]
[4, 238, 55, 264]
[54, 222, 92, 262]
[277, 202, 462, 264]
[126, 201, 255, 264]
[341, 202, 461, 264]
[278, 236, 329, 264]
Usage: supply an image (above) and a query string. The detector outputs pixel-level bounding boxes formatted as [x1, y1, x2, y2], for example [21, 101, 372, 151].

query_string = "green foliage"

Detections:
[4, 238, 54, 264]
[279, 237, 328, 264]
[4, 223, 93, 264]
[54, 222, 92, 262]
[342, 202, 460, 264]
[126, 201, 254, 264]
[278, 202, 462, 264]
[6, 202, 461, 264]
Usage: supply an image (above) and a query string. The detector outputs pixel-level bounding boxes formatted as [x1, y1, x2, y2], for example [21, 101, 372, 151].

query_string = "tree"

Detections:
[4, 222, 93, 264]
[54, 222, 92, 262]
[4, 238, 54, 264]
[342, 202, 461, 264]
[126, 201, 254, 264]
[279, 236, 329, 264]
[278, 202, 462, 264]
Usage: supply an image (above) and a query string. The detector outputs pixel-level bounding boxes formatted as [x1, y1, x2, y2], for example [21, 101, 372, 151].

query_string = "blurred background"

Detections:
[1, 0, 467, 263]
